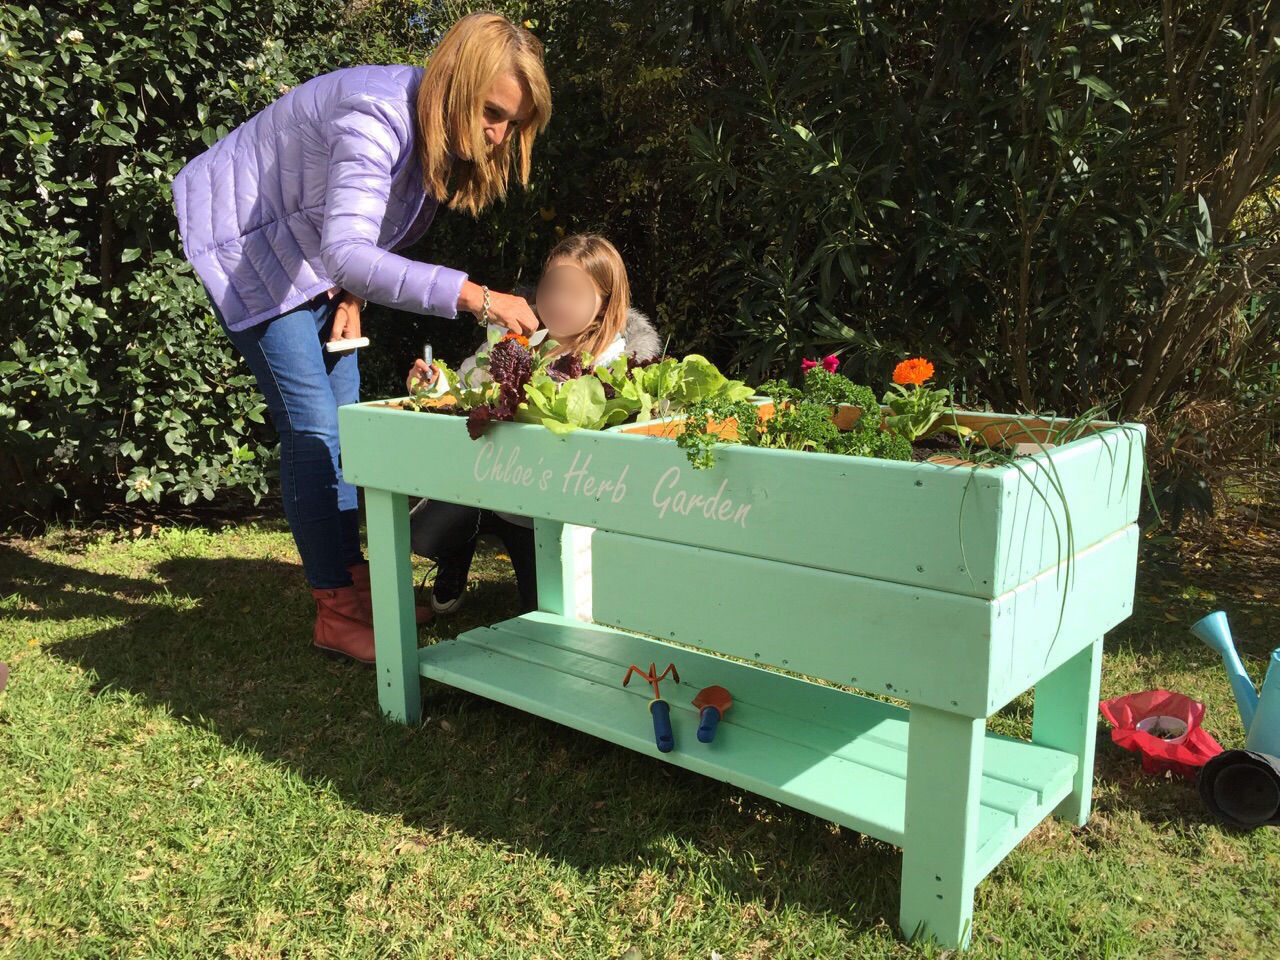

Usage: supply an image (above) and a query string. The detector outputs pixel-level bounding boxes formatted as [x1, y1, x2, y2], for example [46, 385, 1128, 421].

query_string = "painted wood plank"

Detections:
[471, 619, 1054, 822]
[590, 531, 995, 716]
[340, 403, 1141, 600]
[988, 527, 1136, 711]
[420, 632, 915, 843]
[338, 402, 1003, 596]
[365, 487, 421, 723]
[989, 423, 1145, 594]
[1031, 637, 1105, 826]
[334, 404, 992, 598]
[590, 524, 1139, 717]
[418, 614, 1076, 857]
[532, 518, 571, 617]
[899, 704, 985, 948]
[467, 613, 1078, 800]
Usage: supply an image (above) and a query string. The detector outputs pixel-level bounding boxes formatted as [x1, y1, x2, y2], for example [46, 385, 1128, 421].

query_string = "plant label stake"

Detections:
[622, 662, 679, 753]
[691, 685, 732, 743]
[420, 343, 438, 388]
[324, 337, 370, 353]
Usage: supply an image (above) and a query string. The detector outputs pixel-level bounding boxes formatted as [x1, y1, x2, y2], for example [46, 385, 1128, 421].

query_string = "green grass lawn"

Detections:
[1, 515, 1278, 959]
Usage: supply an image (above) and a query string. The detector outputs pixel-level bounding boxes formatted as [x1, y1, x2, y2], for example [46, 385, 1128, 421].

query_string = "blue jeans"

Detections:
[212, 292, 363, 588]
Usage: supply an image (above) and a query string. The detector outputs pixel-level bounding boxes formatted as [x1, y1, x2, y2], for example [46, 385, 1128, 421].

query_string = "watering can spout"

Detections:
[1191, 611, 1259, 732]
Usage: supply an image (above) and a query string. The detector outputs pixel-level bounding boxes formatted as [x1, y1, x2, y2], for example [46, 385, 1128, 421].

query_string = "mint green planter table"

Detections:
[338, 401, 1144, 949]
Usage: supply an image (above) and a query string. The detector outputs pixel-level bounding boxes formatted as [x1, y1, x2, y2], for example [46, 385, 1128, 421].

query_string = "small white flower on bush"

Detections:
[63, 29, 84, 44]
[277, 84, 291, 95]
[132, 475, 152, 493]
[53, 441, 74, 461]
[102, 441, 121, 457]
[242, 58, 256, 70]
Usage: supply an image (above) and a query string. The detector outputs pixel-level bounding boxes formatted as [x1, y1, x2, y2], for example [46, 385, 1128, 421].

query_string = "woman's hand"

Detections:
[329, 290, 364, 342]
[405, 358, 439, 394]
[458, 280, 538, 335]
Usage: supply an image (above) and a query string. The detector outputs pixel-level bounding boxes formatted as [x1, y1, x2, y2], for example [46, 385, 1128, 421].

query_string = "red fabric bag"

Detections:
[1098, 689, 1224, 780]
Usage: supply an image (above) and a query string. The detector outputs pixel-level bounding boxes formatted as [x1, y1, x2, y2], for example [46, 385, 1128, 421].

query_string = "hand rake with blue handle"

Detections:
[622, 662, 679, 752]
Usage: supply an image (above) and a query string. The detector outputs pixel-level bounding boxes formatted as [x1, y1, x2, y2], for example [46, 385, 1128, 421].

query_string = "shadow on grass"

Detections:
[4, 539, 903, 936]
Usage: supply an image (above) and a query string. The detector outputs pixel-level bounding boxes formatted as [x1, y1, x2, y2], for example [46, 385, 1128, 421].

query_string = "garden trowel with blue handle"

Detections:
[692, 685, 732, 743]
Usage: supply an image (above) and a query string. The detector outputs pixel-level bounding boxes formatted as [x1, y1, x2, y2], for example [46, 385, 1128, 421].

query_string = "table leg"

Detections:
[899, 704, 984, 949]
[1031, 636, 1104, 826]
[365, 487, 421, 724]
[533, 518, 573, 616]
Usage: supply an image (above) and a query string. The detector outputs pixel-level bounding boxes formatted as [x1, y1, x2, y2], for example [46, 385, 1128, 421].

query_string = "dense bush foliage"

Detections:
[2, 0, 1275, 523]
[673, 1, 1279, 518]
[0, 0, 377, 519]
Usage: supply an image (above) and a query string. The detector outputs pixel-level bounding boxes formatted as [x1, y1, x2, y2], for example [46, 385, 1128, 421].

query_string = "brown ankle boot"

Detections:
[311, 585, 376, 663]
[347, 563, 432, 626]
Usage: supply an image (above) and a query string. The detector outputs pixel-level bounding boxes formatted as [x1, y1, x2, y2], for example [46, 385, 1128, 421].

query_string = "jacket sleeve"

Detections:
[319, 95, 467, 317]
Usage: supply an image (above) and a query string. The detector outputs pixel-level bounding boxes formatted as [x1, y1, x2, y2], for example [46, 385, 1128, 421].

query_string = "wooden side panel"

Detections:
[338, 402, 1141, 601]
[591, 524, 1139, 718]
[986, 525, 1138, 712]
[338, 402, 1008, 596]
[990, 424, 1145, 594]
[590, 531, 996, 717]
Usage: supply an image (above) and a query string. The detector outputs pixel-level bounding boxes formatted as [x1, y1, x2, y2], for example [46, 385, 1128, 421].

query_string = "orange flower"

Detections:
[892, 357, 934, 386]
[500, 332, 530, 347]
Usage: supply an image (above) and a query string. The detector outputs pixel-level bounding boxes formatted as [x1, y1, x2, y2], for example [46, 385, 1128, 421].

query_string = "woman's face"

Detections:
[481, 71, 532, 147]
[536, 258, 603, 340]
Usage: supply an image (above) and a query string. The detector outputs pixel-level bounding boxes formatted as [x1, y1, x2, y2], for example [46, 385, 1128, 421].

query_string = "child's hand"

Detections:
[406, 358, 439, 394]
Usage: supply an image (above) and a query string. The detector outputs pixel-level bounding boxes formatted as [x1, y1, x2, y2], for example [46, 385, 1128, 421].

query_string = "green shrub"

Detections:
[0, 0, 708, 521]
[681, 1, 1279, 424]
[6, 0, 1273, 524]
[0, 0, 373, 521]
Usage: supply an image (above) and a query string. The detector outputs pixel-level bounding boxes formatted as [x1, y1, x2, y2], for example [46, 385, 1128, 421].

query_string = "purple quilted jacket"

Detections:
[172, 64, 468, 331]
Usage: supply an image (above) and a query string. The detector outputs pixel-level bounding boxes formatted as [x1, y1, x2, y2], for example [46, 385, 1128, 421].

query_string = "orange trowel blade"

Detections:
[691, 685, 732, 714]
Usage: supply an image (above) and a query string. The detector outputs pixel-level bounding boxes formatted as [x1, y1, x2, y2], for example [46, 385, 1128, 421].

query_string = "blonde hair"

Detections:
[416, 12, 551, 217]
[543, 234, 631, 361]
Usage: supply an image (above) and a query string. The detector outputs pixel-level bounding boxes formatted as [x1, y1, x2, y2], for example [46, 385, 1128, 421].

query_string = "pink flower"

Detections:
[802, 354, 840, 373]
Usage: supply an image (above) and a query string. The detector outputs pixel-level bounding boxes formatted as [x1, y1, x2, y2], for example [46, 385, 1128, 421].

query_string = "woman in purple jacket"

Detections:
[172, 13, 551, 664]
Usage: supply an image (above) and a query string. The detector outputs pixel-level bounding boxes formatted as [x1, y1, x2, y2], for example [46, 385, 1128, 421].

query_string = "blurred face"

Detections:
[535, 258, 603, 339]
[481, 70, 532, 147]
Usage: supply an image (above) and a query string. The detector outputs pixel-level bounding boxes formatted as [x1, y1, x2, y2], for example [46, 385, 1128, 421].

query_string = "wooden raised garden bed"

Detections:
[338, 397, 1144, 949]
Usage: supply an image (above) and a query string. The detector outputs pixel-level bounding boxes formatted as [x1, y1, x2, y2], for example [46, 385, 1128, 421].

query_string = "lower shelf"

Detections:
[419, 612, 1077, 879]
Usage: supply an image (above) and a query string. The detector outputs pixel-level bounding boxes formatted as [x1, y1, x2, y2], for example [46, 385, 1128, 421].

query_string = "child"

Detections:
[405, 234, 660, 614]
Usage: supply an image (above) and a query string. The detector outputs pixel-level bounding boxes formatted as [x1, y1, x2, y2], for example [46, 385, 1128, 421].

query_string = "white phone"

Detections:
[324, 337, 369, 353]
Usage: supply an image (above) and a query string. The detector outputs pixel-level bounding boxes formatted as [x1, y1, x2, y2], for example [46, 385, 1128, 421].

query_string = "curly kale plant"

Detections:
[466, 337, 534, 438]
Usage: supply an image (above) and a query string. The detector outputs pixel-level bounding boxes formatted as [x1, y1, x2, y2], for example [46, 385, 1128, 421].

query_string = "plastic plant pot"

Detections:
[1136, 714, 1189, 745]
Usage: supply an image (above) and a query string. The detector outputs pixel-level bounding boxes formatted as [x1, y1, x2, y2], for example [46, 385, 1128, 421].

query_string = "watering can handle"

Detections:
[649, 699, 674, 753]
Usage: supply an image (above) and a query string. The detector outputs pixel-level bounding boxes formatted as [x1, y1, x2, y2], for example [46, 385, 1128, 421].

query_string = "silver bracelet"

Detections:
[479, 285, 490, 326]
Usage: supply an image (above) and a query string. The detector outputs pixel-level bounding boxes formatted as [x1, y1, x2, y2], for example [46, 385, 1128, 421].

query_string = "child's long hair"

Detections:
[416, 13, 552, 217]
[543, 234, 630, 361]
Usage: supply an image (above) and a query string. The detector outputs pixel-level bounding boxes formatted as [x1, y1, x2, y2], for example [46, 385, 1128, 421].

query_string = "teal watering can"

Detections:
[1191, 611, 1280, 828]
[1191, 611, 1280, 756]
